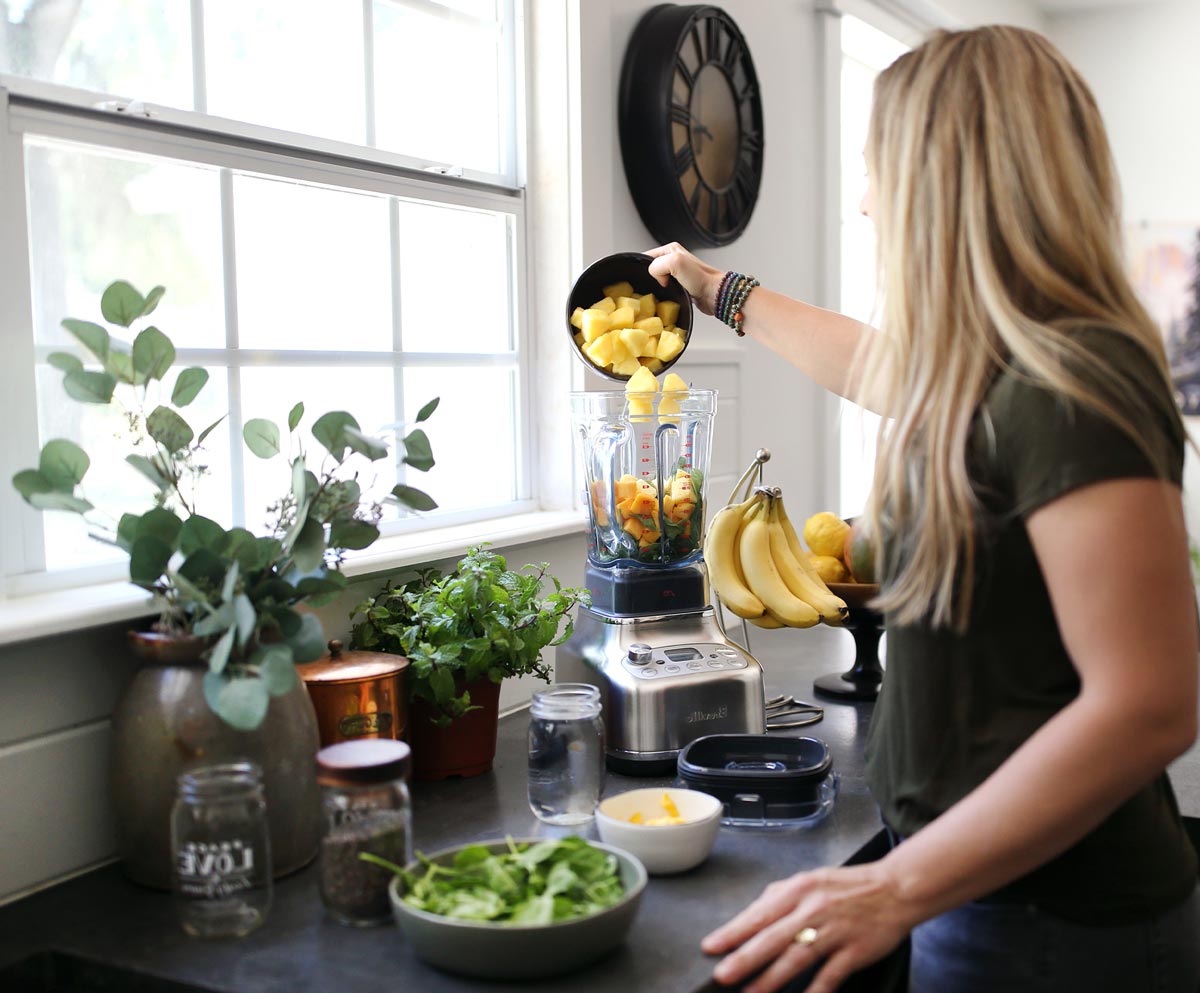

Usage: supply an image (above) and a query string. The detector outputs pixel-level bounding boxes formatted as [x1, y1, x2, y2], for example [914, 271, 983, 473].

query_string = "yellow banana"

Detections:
[737, 501, 820, 628]
[772, 499, 848, 624]
[703, 494, 765, 619]
[747, 610, 786, 629]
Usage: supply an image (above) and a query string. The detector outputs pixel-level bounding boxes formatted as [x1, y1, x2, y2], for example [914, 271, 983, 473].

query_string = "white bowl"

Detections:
[595, 787, 723, 874]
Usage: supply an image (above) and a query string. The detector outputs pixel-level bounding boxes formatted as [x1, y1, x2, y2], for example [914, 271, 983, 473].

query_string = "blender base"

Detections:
[606, 753, 679, 777]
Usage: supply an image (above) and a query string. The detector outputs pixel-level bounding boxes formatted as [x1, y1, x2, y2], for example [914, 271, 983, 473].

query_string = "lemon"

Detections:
[809, 554, 848, 585]
[803, 512, 851, 557]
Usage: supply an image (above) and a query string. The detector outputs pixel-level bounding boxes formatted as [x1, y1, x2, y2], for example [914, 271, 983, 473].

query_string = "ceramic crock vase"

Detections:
[407, 675, 503, 781]
[111, 631, 322, 889]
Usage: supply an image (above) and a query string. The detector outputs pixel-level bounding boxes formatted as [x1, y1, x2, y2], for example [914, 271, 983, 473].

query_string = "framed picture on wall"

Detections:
[1126, 222, 1200, 415]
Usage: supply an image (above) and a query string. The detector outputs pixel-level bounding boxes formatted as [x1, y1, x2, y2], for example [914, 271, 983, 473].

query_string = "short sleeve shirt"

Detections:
[864, 328, 1196, 924]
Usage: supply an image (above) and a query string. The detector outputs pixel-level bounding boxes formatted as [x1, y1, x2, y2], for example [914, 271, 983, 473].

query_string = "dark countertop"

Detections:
[2, 622, 1197, 993]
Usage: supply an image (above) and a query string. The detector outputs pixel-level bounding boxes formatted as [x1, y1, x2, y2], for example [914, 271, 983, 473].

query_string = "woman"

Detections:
[647, 25, 1199, 993]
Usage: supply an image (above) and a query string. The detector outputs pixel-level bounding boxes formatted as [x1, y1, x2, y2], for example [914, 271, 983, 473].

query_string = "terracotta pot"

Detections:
[408, 676, 503, 781]
[110, 631, 322, 889]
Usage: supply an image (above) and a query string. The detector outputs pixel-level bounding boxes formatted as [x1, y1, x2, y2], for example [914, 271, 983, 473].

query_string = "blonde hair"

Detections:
[859, 25, 1177, 630]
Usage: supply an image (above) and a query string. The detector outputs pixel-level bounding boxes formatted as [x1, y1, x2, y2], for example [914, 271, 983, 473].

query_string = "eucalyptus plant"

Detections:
[12, 279, 439, 730]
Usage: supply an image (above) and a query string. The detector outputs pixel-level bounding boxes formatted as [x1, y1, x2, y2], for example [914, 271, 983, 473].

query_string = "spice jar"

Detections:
[297, 640, 410, 748]
[171, 761, 272, 938]
[316, 738, 412, 926]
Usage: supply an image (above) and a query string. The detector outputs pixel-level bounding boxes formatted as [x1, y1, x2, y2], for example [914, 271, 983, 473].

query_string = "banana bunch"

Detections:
[703, 488, 848, 629]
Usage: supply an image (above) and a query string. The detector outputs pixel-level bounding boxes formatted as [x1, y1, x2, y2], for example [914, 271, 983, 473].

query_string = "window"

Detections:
[837, 14, 908, 518]
[0, 1, 528, 593]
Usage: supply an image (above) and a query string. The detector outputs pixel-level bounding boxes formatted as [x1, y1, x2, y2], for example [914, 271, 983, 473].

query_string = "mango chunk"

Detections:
[608, 305, 636, 330]
[570, 306, 585, 330]
[618, 327, 652, 358]
[625, 365, 659, 394]
[657, 299, 680, 326]
[612, 356, 641, 376]
[584, 333, 615, 367]
[656, 329, 685, 361]
[662, 372, 688, 393]
[638, 293, 657, 319]
[581, 309, 610, 343]
[634, 316, 664, 335]
[603, 280, 635, 299]
[590, 296, 616, 314]
[639, 357, 665, 372]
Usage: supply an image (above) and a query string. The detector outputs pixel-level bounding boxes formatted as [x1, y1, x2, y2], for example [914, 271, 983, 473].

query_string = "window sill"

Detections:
[0, 510, 587, 649]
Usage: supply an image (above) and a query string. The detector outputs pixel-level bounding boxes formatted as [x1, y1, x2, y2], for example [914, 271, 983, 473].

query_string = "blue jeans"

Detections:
[909, 883, 1200, 993]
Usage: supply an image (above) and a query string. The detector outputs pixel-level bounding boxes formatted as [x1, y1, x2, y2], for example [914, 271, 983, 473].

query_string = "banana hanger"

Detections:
[711, 448, 823, 731]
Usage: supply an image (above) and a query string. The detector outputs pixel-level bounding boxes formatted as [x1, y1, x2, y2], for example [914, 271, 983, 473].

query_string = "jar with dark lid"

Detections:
[297, 640, 409, 748]
[316, 738, 412, 926]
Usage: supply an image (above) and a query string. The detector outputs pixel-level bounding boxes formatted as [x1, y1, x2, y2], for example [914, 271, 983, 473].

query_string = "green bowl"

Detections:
[388, 838, 648, 980]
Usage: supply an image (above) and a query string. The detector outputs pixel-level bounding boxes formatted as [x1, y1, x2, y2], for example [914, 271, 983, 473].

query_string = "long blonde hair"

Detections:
[859, 25, 1177, 630]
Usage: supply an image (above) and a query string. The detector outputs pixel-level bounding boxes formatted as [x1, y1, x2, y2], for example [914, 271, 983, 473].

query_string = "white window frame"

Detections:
[0, 0, 548, 600]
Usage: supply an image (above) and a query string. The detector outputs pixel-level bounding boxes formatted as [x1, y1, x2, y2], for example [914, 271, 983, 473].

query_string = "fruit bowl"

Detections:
[814, 583, 885, 702]
[566, 252, 694, 381]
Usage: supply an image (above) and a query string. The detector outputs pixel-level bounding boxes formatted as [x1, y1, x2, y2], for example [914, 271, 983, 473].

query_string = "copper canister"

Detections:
[297, 640, 409, 747]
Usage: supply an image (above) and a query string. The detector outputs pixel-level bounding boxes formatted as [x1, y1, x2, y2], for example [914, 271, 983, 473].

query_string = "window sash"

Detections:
[0, 83, 536, 597]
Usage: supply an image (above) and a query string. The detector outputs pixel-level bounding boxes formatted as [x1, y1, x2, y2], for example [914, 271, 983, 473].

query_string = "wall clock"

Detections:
[619, 4, 765, 249]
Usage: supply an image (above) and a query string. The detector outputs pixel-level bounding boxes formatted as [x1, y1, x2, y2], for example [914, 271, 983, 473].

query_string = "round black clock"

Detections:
[619, 4, 764, 249]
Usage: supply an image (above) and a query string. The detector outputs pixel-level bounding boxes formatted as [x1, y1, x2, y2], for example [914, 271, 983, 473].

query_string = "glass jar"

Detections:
[171, 761, 272, 938]
[316, 739, 412, 926]
[528, 683, 605, 825]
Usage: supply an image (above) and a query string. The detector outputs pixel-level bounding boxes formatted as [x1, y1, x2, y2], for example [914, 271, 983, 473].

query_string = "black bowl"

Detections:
[566, 252, 694, 381]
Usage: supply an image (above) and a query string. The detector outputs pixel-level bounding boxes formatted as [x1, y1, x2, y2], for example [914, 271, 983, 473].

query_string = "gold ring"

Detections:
[795, 926, 819, 946]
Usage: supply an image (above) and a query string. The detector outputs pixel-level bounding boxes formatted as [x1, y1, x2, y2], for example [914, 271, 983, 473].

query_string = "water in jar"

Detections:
[528, 684, 605, 825]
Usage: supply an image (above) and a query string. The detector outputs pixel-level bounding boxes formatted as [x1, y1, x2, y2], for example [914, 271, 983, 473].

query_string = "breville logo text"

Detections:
[686, 705, 728, 724]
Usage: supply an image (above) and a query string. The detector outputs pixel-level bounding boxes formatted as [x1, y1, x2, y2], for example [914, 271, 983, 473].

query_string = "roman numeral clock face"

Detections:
[619, 5, 764, 248]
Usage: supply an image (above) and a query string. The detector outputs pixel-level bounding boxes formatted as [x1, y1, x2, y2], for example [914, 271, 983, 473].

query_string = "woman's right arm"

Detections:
[645, 243, 878, 405]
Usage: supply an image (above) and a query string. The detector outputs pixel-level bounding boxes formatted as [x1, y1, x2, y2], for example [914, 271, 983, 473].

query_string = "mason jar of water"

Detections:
[528, 684, 605, 825]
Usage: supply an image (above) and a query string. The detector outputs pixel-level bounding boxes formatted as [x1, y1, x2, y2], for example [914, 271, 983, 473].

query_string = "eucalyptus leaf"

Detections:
[291, 456, 308, 507]
[263, 605, 303, 638]
[146, 405, 194, 453]
[171, 367, 208, 407]
[312, 411, 359, 462]
[253, 644, 296, 696]
[291, 516, 325, 573]
[132, 326, 175, 380]
[61, 319, 109, 361]
[294, 574, 347, 596]
[64, 369, 116, 404]
[193, 603, 233, 637]
[288, 402, 304, 432]
[223, 528, 260, 570]
[243, 418, 281, 459]
[12, 469, 52, 502]
[100, 280, 144, 327]
[116, 513, 141, 552]
[39, 439, 90, 490]
[125, 453, 170, 489]
[178, 547, 226, 587]
[170, 570, 213, 612]
[137, 507, 183, 548]
[391, 484, 437, 512]
[329, 518, 378, 551]
[221, 560, 240, 605]
[141, 285, 166, 318]
[179, 515, 226, 555]
[234, 593, 256, 648]
[103, 347, 139, 386]
[197, 413, 227, 446]
[207, 625, 236, 674]
[47, 352, 83, 374]
[129, 534, 172, 588]
[402, 429, 435, 472]
[29, 490, 93, 513]
[415, 396, 440, 423]
[286, 612, 326, 664]
[211, 676, 270, 730]
[344, 426, 388, 462]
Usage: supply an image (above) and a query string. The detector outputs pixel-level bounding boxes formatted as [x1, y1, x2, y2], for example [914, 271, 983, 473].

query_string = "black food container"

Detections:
[677, 735, 835, 825]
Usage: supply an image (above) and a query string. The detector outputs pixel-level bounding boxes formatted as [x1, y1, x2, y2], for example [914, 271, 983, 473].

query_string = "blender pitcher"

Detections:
[571, 389, 717, 570]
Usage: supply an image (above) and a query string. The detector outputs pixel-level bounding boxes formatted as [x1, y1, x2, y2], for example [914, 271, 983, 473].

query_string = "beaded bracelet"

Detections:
[715, 272, 760, 336]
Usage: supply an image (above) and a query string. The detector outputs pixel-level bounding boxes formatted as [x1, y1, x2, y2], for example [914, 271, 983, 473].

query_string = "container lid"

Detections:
[677, 734, 832, 790]
[296, 639, 409, 684]
[316, 738, 411, 785]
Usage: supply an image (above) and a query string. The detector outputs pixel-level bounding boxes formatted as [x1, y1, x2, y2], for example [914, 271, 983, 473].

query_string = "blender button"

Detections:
[686, 661, 704, 670]
[641, 669, 658, 677]
[664, 664, 680, 673]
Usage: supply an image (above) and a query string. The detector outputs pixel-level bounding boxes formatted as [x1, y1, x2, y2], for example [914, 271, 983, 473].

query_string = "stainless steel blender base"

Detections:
[555, 605, 767, 775]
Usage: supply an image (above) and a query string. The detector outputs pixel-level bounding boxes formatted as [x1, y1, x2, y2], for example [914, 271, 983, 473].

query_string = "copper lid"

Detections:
[296, 640, 409, 684]
[316, 738, 411, 785]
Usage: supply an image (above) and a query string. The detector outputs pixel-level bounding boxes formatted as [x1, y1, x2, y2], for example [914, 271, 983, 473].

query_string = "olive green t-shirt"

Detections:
[864, 328, 1197, 925]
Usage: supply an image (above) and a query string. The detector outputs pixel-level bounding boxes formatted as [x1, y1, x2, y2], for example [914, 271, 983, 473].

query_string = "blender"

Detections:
[555, 388, 767, 775]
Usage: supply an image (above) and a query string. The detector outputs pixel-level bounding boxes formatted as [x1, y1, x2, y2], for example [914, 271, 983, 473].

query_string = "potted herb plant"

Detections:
[11, 279, 439, 887]
[350, 545, 590, 780]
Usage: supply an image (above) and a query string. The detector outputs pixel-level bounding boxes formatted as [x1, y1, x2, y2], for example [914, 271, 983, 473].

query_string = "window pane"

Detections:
[36, 363, 232, 571]
[204, 0, 366, 145]
[398, 201, 511, 353]
[25, 137, 225, 350]
[400, 367, 517, 514]
[233, 175, 393, 351]
[0, 1, 192, 108]
[238, 366, 397, 534]
[374, 1, 503, 172]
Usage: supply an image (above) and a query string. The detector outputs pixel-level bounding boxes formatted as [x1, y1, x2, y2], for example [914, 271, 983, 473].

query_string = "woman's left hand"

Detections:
[702, 861, 917, 993]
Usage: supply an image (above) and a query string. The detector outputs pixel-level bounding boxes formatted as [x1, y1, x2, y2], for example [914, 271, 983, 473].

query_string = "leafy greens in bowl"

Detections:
[379, 837, 647, 980]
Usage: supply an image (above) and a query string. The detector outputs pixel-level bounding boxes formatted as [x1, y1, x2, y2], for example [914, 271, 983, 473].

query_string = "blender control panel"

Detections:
[621, 643, 749, 679]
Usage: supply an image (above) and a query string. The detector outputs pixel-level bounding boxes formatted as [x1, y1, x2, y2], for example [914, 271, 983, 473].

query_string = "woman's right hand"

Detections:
[645, 243, 724, 316]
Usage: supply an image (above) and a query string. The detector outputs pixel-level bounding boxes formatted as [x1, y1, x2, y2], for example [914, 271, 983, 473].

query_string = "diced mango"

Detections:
[581, 309, 610, 343]
[603, 280, 635, 299]
[634, 316, 664, 335]
[584, 332, 615, 367]
[656, 329, 685, 361]
[629, 811, 644, 824]
[573, 331, 586, 348]
[570, 306, 585, 330]
[618, 327, 652, 358]
[658, 395, 680, 420]
[625, 365, 659, 394]
[608, 305, 636, 330]
[615, 475, 638, 503]
[622, 517, 644, 540]
[608, 331, 632, 365]
[612, 356, 641, 376]
[639, 357, 665, 372]
[590, 296, 616, 314]
[617, 295, 641, 313]
[657, 299, 680, 326]
[638, 293, 657, 319]
[662, 372, 688, 393]
[661, 792, 681, 818]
